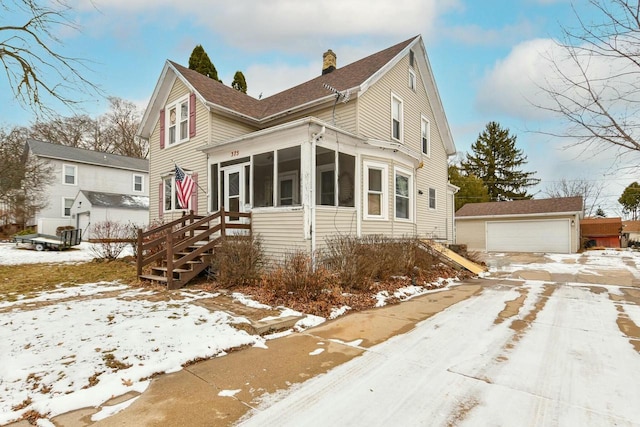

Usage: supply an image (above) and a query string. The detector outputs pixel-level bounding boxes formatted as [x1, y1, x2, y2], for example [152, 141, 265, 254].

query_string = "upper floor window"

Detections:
[421, 116, 431, 157]
[63, 164, 77, 185]
[429, 188, 436, 210]
[167, 97, 189, 146]
[391, 94, 403, 142]
[133, 174, 144, 192]
[409, 49, 415, 67]
[408, 69, 416, 91]
[364, 161, 388, 220]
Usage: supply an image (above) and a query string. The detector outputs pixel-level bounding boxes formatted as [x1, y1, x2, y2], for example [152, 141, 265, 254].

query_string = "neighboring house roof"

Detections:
[455, 196, 584, 218]
[622, 220, 640, 233]
[26, 139, 148, 172]
[80, 191, 149, 210]
[138, 35, 455, 155]
[581, 217, 622, 237]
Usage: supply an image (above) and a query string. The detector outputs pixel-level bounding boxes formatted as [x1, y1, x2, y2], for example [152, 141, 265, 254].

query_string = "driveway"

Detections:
[19, 250, 640, 426]
[238, 250, 640, 426]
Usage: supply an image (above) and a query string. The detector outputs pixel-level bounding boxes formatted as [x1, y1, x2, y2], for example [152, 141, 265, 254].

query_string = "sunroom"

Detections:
[199, 118, 419, 260]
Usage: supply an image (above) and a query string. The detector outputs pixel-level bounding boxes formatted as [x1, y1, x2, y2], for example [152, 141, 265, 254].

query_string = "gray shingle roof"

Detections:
[456, 196, 583, 218]
[26, 139, 148, 172]
[80, 191, 149, 210]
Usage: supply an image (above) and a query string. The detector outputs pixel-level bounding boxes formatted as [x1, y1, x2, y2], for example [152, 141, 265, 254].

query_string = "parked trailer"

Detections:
[12, 229, 82, 251]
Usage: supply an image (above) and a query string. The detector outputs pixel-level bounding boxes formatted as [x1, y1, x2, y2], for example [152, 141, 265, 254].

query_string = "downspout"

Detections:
[310, 126, 326, 262]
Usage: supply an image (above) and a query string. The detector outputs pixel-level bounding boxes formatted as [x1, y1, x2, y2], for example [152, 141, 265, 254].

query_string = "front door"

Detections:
[223, 165, 246, 224]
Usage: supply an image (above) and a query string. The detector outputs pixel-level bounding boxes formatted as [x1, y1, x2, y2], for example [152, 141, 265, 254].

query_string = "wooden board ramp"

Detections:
[421, 240, 487, 275]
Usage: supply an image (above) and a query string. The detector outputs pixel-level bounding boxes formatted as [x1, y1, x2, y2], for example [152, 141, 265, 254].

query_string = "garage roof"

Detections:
[456, 196, 583, 218]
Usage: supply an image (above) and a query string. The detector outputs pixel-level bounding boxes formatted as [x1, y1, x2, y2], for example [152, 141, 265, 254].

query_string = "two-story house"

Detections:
[24, 139, 150, 239]
[137, 35, 456, 261]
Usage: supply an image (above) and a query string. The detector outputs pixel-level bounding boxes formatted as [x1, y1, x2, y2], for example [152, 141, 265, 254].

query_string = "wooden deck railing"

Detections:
[136, 208, 251, 288]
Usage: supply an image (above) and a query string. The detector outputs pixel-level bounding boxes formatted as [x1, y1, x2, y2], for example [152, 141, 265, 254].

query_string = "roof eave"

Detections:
[456, 211, 583, 220]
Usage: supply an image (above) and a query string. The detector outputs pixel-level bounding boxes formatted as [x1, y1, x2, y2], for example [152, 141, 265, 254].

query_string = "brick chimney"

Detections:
[322, 49, 336, 75]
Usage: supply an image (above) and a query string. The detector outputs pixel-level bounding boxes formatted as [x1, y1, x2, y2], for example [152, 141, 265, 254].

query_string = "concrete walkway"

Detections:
[47, 284, 483, 427]
[24, 250, 640, 426]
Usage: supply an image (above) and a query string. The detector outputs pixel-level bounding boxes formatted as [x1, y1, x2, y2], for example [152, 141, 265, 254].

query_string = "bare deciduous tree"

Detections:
[543, 177, 605, 217]
[537, 0, 640, 157]
[1, 0, 99, 116]
[0, 125, 53, 228]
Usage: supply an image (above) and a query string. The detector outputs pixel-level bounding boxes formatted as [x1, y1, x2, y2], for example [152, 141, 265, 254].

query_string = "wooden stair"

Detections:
[136, 209, 251, 289]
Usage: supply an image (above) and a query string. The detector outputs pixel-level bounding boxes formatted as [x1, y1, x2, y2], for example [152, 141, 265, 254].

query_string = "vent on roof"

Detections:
[322, 49, 336, 75]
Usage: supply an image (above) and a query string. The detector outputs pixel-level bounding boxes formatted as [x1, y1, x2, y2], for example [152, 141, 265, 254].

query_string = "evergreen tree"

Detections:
[618, 182, 640, 220]
[231, 71, 248, 94]
[461, 122, 539, 201]
[188, 45, 221, 82]
[595, 207, 606, 218]
[448, 165, 490, 211]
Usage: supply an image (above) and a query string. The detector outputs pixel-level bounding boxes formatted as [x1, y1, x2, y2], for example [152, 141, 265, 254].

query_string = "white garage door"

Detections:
[486, 219, 571, 253]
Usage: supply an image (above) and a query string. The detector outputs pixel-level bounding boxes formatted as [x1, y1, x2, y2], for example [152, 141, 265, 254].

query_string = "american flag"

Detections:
[175, 164, 195, 209]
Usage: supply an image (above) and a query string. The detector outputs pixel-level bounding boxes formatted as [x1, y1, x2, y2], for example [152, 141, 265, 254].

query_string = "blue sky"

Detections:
[1, 0, 637, 215]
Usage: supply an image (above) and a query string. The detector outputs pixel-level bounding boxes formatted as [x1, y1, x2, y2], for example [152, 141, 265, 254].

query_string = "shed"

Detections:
[581, 217, 621, 248]
[455, 196, 583, 253]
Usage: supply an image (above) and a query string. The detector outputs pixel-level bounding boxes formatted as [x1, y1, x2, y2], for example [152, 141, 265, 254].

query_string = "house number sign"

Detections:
[230, 150, 240, 157]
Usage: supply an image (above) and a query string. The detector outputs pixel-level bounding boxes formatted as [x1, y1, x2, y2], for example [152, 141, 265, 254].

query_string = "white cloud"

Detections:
[74, 0, 460, 53]
[444, 20, 537, 47]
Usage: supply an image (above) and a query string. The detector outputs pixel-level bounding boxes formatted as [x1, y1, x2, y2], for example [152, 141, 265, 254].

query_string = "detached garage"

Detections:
[455, 197, 583, 254]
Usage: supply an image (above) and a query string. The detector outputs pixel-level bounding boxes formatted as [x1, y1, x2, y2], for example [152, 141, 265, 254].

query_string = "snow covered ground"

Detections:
[239, 250, 640, 426]
[0, 242, 452, 426]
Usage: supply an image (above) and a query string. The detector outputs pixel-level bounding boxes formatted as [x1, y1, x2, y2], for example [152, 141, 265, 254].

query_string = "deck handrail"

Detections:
[136, 208, 251, 286]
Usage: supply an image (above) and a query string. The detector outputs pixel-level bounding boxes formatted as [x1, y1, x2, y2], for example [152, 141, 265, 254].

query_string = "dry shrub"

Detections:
[264, 251, 333, 298]
[323, 235, 421, 290]
[89, 220, 135, 260]
[212, 235, 264, 287]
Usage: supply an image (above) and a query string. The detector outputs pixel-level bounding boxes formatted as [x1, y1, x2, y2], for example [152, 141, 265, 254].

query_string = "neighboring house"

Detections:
[581, 217, 621, 248]
[72, 191, 149, 240]
[24, 139, 149, 239]
[622, 220, 640, 247]
[137, 35, 457, 261]
[455, 197, 583, 254]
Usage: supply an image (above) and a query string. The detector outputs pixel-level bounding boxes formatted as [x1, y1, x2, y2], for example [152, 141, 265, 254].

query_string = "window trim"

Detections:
[408, 69, 416, 92]
[62, 197, 74, 218]
[278, 171, 299, 206]
[391, 93, 403, 143]
[394, 166, 413, 221]
[62, 164, 77, 186]
[133, 174, 144, 193]
[165, 96, 190, 147]
[163, 175, 191, 212]
[428, 187, 437, 210]
[364, 161, 388, 220]
[421, 115, 431, 157]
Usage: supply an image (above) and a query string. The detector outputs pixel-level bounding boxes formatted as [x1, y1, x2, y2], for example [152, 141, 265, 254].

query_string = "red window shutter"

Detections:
[191, 173, 198, 213]
[159, 109, 165, 149]
[158, 182, 164, 218]
[189, 93, 196, 138]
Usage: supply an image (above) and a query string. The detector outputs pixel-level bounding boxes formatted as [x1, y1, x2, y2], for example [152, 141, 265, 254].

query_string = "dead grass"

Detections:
[0, 258, 138, 302]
